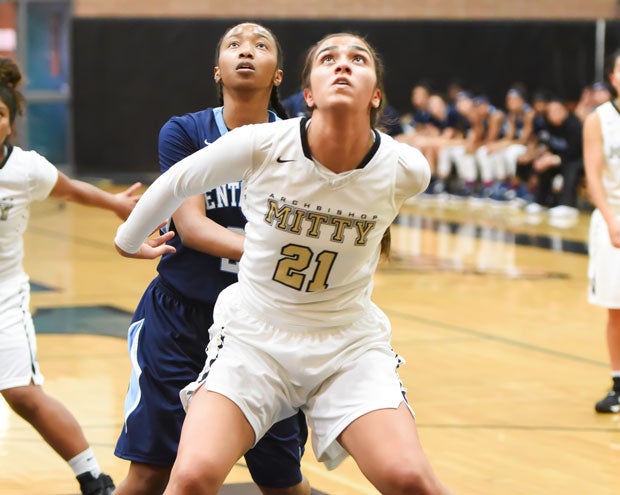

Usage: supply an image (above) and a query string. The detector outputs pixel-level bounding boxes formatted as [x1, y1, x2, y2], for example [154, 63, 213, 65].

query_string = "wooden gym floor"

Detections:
[1, 188, 618, 494]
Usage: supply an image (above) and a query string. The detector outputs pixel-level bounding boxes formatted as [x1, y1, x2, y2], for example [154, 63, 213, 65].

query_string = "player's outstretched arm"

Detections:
[50, 171, 142, 220]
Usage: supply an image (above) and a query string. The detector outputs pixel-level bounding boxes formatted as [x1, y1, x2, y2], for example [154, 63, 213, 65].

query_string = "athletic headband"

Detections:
[507, 88, 525, 99]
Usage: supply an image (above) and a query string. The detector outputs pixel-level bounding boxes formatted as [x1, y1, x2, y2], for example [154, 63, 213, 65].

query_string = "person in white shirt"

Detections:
[584, 48, 620, 414]
[0, 56, 141, 495]
[115, 33, 452, 495]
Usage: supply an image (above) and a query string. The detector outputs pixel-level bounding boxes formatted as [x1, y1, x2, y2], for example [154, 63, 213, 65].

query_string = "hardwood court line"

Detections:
[384, 308, 608, 368]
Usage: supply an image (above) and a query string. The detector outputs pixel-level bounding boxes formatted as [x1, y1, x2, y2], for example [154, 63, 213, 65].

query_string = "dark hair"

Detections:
[605, 48, 620, 98]
[0, 57, 24, 124]
[214, 22, 288, 119]
[300, 32, 386, 127]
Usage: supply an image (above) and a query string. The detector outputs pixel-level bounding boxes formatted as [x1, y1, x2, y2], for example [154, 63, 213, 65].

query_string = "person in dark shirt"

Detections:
[532, 96, 583, 213]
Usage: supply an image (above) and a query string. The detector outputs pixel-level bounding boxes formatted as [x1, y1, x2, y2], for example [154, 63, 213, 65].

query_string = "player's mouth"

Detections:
[333, 77, 351, 86]
[236, 62, 255, 71]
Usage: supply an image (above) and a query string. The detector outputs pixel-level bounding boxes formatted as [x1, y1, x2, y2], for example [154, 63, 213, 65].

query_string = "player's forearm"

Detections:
[181, 226, 244, 260]
[54, 179, 121, 212]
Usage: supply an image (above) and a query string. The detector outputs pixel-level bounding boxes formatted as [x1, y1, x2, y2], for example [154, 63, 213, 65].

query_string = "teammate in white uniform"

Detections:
[0, 57, 141, 494]
[115, 33, 452, 494]
[584, 48, 620, 413]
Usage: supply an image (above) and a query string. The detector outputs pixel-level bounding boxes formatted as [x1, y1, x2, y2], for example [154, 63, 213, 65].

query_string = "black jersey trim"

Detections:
[300, 117, 381, 170]
[358, 129, 381, 169]
[611, 99, 620, 116]
[0, 144, 13, 170]
[300, 117, 312, 160]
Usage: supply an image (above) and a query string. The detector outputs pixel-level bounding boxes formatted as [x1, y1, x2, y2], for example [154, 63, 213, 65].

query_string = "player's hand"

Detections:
[115, 228, 176, 259]
[113, 182, 143, 220]
[608, 217, 620, 249]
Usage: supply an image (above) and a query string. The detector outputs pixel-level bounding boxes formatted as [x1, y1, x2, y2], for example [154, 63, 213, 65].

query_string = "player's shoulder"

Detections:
[379, 131, 426, 163]
[232, 116, 302, 140]
[165, 107, 215, 130]
[589, 101, 615, 128]
[257, 116, 301, 131]
[7, 146, 48, 168]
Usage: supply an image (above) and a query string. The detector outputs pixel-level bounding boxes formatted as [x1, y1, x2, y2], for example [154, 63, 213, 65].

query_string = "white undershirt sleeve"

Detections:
[115, 125, 260, 253]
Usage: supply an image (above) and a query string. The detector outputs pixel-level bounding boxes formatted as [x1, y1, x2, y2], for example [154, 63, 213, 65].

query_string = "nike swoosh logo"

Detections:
[204, 139, 211, 145]
[276, 156, 295, 163]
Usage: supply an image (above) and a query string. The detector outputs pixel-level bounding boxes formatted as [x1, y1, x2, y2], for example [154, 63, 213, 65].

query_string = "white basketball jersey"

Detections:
[596, 101, 620, 205]
[116, 117, 430, 328]
[0, 146, 58, 290]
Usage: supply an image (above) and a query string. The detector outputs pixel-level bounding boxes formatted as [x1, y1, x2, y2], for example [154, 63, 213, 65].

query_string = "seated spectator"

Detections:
[574, 81, 612, 122]
[398, 92, 469, 193]
[483, 86, 536, 201]
[509, 90, 551, 203]
[434, 91, 479, 196]
[471, 95, 506, 198]
[400, 82, 432, 133]
[531, 96, 583, 215]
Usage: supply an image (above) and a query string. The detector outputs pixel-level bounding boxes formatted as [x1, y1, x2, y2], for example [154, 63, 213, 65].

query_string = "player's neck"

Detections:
[306, 112, 375, 173]
[221, 90, 273, 130]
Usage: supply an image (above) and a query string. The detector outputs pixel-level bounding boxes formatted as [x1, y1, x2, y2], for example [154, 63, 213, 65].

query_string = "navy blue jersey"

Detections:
[156, 107, 278, 303]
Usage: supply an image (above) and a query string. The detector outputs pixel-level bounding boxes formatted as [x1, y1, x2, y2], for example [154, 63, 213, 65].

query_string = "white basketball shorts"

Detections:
[588, 208, 620, 308]
[181, 283, 413, 470]
[0, 281, 43, 391]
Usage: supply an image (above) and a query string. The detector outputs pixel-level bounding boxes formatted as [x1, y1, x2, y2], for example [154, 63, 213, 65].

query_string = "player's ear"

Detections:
[303, 88, 315, 109]
[370, 88, 382, 109]
[273, 69, 283, 87]
[214, 66, 221, 84]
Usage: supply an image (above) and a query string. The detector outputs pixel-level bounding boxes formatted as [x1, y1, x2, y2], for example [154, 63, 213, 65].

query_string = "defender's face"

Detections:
[303, 35, 381, 115]
[215, 23, 282, 91]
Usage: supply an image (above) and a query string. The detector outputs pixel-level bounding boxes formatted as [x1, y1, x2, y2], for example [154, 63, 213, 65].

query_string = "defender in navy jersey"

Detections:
[156, 106, 249, 299]
[113, 23, 309, 495]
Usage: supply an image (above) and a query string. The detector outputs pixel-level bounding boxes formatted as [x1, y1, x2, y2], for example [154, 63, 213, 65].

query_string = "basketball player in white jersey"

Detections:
[0, 57, 141, 494]
[584, 48, 620, 413]
[115, 33, 452, 494]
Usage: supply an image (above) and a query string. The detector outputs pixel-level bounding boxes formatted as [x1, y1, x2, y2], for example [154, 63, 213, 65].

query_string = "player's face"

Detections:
[215, 23, 282, 91]
[609, 55, 620, 97]
[0, 99, 11, 145]
[303, 35, 381, 116]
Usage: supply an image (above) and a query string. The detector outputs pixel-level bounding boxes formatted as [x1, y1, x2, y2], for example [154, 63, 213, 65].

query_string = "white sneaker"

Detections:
[524, 202, 544, 214]
[548, 205, 578, 218]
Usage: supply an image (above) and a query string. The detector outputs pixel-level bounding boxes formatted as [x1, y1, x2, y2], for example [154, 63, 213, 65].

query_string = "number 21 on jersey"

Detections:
[273, 243, 337, 292]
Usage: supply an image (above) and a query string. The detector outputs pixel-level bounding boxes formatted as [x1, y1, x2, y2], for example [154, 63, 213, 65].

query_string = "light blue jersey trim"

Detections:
[212, 107, 229, 136]
[123, 319, 145, 433]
